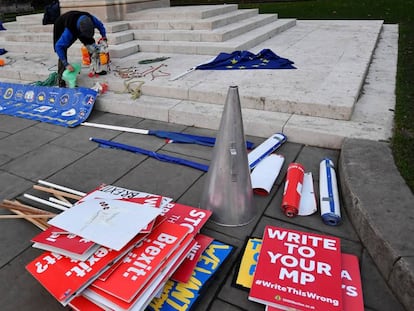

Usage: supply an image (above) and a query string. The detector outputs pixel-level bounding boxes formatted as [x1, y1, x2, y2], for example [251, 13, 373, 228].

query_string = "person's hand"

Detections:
[66, 64, 75, 72]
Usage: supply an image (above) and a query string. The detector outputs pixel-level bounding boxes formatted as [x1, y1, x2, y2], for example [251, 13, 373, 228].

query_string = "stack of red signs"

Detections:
[26, 185, 214, 310]
[247, 226, 364, 311]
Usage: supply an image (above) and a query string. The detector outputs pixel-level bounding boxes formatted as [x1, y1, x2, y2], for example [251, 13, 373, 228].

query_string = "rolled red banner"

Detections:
[281, 162, 305, 217]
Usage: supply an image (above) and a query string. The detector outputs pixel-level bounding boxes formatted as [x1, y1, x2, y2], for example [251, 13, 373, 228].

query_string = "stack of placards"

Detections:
[25, 184, 224, 311]
[245, 226, 364, 311]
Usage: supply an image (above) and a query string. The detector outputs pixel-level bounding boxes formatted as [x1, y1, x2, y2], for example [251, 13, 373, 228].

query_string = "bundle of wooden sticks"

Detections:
[0, 180, 85, 230]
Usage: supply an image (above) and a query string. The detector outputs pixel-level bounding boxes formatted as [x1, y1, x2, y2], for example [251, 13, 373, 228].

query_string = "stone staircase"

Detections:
[0, 5, 397, 149]
[0, 5, 295, 57]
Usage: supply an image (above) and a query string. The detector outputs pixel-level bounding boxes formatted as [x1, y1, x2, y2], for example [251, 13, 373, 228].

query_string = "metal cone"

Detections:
[199, 86, 255, 226]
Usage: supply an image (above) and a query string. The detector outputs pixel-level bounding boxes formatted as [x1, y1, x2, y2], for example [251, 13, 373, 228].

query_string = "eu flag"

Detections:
[196, 49, 296, 70]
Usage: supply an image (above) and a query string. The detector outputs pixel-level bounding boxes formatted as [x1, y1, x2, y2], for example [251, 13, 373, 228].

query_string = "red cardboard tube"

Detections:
[281, 162, 305, 217]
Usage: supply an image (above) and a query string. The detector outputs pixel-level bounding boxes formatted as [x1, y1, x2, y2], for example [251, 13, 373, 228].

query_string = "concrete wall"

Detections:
[0, 0, 33, 14]
[59, 0, 170, 22]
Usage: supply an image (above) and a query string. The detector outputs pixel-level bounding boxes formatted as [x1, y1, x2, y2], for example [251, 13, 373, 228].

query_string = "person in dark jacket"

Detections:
[53, 11, 107, 87]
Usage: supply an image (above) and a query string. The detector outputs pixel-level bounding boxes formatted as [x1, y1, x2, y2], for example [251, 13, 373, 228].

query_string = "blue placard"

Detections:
[0, 82, 97, 127]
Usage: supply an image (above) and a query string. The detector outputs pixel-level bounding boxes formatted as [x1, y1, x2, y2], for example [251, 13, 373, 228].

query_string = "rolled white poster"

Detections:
[319, 158, 341, 225]
[251, 154, 285, 196]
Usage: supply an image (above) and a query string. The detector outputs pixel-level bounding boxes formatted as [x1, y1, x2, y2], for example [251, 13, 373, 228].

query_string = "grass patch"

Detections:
[236, 0, 414, 192]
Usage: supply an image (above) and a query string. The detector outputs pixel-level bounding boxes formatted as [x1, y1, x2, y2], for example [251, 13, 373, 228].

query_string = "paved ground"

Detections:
[0, 111, 410, 311]
[0, 7, 412, 310]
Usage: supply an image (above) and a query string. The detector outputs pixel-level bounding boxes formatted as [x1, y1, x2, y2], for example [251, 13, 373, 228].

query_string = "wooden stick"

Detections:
[54, 194, 71, 204]
[9, 209, 49, 230]
[37, 180, 86, 197]
[0, 214, 54, 219]
[33, 185, 83, 201]
[1, 201, 56, 216]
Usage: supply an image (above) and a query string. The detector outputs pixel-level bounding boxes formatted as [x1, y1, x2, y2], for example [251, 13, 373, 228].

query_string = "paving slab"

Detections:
[0, 111, 408, 311]
[0, 7, 410, 311]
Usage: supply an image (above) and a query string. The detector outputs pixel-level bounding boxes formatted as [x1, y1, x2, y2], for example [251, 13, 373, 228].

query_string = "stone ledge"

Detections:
[339, 138, 414, 311]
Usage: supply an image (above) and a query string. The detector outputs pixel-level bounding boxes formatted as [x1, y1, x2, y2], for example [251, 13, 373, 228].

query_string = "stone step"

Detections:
[105, 21, 131, 34]
[125, 4, 239, 21]
[4, 20, 130, 34]
[137, 19, 296, 55]
[127, 8, 261, 31]
[0, 38, 140, 59]
[132, 14, 278, 42]
[0, 31, 121, 44]
[0, 12, 392, 151]
[15, 13, 44, 23]
[93, 91, 387, 149]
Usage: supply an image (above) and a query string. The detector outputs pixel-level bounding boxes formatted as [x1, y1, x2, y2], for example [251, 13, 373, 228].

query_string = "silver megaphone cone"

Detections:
[199, 86, 255, 226]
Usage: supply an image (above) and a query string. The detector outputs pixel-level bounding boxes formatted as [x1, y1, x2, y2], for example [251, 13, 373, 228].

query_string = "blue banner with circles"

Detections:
[0, 82, 97, 127]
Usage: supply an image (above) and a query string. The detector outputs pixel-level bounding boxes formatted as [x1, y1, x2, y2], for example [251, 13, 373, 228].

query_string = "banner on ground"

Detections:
[0, 82, 97, 127]
[196, 49, 296, 70]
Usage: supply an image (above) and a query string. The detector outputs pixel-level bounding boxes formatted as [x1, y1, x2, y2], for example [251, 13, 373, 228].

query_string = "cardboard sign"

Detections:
[90, 222, 191, 303]
[148, 240, 233, 311]
[84, 234, 195, 310]
[78, 184, 172, 233]
[26, 233, 146, 306]
[249, 226, 342, 311]
[31, 225, 99, 261]
[48, 198, 162, 251]
[236, 238, 364, 311]
[171, 233, 214, 283]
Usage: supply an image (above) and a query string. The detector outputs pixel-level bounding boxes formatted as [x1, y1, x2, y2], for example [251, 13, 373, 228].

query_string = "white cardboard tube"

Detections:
[248, 133, 287, 169]
[319, 158, 341, 225]
[251, 154, 285, 196]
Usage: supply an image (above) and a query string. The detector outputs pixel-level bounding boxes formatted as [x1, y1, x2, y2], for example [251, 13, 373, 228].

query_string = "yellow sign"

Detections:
[235, 238, 262, 288]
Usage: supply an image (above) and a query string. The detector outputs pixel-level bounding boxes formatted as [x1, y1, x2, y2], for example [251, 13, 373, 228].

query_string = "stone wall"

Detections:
[59, 0, 170, 22]
[0, 0, 34, 14]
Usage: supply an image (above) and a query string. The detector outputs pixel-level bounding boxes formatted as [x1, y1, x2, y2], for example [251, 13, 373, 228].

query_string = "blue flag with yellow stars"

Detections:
[196, 49, 296, 70]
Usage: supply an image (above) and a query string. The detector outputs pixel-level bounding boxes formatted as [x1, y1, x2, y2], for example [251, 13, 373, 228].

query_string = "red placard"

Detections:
[84, 234, 196, 310]
[90, 221, 191, 302]
[159, 201, 212, 234]
[31, 225, 98, 261]
[171, 233, 214, 283]
[249, 226, 342, 311]
[26, 233, 146, 306]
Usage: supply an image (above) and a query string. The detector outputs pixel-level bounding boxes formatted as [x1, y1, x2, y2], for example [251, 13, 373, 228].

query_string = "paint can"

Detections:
[281, 162, 305, 217]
